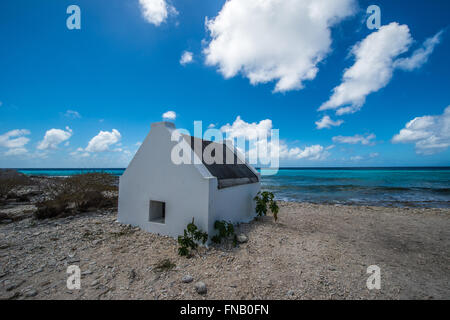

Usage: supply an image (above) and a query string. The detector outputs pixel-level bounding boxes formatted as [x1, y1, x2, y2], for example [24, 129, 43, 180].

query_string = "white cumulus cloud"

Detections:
[0, 129, 30, 149]
[315, 115, 344, 129]
[333, 133, 376, 145]
[392, 106, 450, 155]
[180, 51, 194, 66]
[37, 127, 72, 150]
[319, 23, 412, 115]
[86, 129, 121, 152]
[394, 30, 443, 71]
[204, 0, 356, 92]
[139, 0, 177, 26]
[320, 24, 442, 115]
[222, 116, 329, 161]
[4, 148, 28, 157]
[221, 116, 272, 140]
[162, 110, 177, 120]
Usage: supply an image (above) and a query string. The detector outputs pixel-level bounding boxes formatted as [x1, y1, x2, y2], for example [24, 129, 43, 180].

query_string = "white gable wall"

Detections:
[118, 122, 212, 238]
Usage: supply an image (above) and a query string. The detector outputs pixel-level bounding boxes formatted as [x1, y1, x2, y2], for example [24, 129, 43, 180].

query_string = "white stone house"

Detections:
[118, 122, 261, 240]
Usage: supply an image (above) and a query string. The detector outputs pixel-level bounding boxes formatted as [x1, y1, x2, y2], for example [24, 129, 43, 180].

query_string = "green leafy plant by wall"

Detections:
[211, 220, 236, 245]
[178, 218, 208, 257]
[254, 191, 280, 222]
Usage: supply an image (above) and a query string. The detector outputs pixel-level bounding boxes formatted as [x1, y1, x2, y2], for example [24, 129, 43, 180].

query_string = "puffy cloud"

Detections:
[4, 148, 28, 157]
[350, 155, 363, 161]
[220, 116, 272, 140]
[204, 0, 356, 92]
[248, 140, 328, 162]
[333, 133, 376, 145]
[85, 129, 121, 152]
[394, 30, 443, 71]
[162, 110, 176, 120]
[315, 115, 344, 129]
[139, 0, 177, 26]
[37, 127, 72, 150]
[64, 110, 81, 119]
[0, 129, 30, 149]
[320, 24, 442, 115]
[282, 144, 328, 160]
[222, 116, 328, 161]
[180, 51, 194, 66]
[320, 23, 412, 115]
[392, 106, 450, 155]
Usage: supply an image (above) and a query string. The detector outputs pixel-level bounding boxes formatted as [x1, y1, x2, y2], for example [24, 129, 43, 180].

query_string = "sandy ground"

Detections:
[1, 200, 449, 300]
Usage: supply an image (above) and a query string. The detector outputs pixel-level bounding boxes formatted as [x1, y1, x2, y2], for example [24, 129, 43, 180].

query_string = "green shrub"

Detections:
[178, 218, 208, 257]
[154, 259, 176, 272]
[211, 220, 235, 244]
[254, 191, 280, 222]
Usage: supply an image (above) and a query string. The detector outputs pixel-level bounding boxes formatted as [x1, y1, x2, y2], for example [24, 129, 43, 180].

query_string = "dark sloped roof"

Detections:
[183, 135, 259, 189]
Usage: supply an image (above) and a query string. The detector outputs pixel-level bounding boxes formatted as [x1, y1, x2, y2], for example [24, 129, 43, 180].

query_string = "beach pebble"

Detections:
[287, 290, 295, 296]
[237, 234, 248, 243]
[182, 275, 193, 283]
[194, 281, 207, 295]
[25, 289, 38, 297]
[91, 280, 99, 287]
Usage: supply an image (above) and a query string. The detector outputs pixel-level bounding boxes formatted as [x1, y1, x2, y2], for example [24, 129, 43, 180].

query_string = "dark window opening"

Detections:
[149, 200, 165, 224]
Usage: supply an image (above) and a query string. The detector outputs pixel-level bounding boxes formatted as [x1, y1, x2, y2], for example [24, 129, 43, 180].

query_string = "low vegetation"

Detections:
[211, 220, 237, 246]
[0, 170, 34, 205]
[254, 191, 280, 221]
[177, 218, 208, 257]
[154, 259, 176, 272]
[35, 173, 117, 220]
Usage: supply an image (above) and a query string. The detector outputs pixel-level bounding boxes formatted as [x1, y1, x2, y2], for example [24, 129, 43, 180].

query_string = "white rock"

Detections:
[182, 275, 193, 283]
[25, 289, 38, 297]
[194, 281, 207, 295]
[237, 234, 248, 243]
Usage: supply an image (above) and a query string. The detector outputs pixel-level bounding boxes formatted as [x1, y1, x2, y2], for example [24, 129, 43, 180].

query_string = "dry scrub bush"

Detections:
[0, 171, 33, 205]
[35, 173, 117, 219]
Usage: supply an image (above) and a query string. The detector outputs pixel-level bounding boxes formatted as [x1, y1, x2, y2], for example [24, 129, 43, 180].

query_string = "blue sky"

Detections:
[0, 0, 449, 168]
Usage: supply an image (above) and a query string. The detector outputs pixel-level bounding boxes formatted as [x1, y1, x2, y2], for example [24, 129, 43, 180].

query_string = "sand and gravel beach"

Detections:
[1, 175, 449, 300]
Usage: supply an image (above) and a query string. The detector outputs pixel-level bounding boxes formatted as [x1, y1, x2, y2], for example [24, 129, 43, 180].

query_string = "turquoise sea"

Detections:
[16, 167, 450, 208]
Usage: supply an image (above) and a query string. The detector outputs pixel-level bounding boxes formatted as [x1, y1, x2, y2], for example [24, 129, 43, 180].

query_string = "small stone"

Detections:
[91, 280, 99, 287]
[25, 289, 38, 297]
[194, 281, 207, 295]
[237, 234, 248, 243]
[287, 290, 295, 296]
[182, 275, 193, 283]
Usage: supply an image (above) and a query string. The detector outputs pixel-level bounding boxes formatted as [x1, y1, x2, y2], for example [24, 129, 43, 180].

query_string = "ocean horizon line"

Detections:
[6, 166, 450, 171]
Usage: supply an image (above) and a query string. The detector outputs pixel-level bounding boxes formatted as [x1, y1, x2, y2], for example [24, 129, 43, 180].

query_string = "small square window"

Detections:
[149, 200, 165, 224]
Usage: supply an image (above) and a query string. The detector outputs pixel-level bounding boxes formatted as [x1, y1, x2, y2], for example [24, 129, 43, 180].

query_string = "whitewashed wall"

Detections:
[118, 121, 261, 243]
[118, 122, 211, 238]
